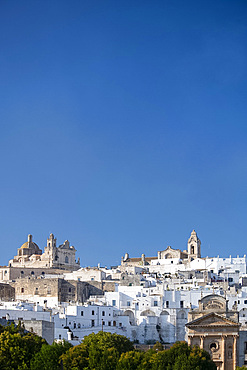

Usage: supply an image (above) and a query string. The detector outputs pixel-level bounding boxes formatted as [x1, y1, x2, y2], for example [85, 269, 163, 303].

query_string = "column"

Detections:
[200, 335, 204, 349]
[233, 335, 238, 369]
[221, 335, 226, 370]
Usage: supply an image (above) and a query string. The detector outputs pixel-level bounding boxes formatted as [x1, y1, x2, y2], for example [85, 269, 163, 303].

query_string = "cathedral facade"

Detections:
[8, 233, 80, 271]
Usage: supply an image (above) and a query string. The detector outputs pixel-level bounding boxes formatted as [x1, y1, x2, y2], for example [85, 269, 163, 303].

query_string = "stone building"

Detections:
[8, 233, 80, 271]
[186, 294, 240, 370]
[13, 277, 104, 306]
[121, 230, 201, 267]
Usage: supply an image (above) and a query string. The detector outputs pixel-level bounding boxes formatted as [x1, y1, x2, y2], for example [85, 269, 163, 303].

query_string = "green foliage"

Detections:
[82, 331, 134, 356]
[138, 349, 157, 370]
[152, 341, 164, 352]
[116, 350, 144, 370]
[30, 340, 72, 370]
[60, 331, 134, 370]
[0, 329, 46, 369]
[60, 343, 89, 370]
[138, 342, 216, 370]
[0, 326, 217, 370]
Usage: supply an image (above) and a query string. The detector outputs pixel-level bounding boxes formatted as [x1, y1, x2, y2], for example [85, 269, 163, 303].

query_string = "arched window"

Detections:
[65, 256, 69, 263]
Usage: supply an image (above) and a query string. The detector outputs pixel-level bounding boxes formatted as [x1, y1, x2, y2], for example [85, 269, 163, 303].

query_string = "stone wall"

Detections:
[0, 283, 15, 301]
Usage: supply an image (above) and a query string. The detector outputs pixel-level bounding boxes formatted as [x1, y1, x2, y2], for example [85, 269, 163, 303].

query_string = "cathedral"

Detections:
[8, 233, 80, 270]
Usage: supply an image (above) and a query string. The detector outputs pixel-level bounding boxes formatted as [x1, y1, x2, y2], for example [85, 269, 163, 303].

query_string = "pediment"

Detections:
[158, 246, 182, 259]
[186, 312, 239, 328]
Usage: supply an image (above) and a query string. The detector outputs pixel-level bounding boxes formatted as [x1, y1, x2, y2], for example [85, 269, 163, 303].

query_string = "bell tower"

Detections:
[188, 230, 201, 260]
[47, 233, 56, 248]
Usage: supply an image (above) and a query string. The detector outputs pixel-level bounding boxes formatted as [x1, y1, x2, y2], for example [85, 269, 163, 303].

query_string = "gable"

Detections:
[186, 312, 239, 328]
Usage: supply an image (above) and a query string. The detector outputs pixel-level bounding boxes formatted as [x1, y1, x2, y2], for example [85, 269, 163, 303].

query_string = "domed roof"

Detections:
[20, 241, 40, 251]
[19, 234, 41, 252]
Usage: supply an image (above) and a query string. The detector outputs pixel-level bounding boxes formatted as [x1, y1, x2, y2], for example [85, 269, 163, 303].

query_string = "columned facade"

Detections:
[186, 295, 240, 370]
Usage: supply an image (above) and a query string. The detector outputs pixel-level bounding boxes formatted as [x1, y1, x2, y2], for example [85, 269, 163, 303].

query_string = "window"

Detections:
[210, 343, 217, 350]
[81, 311, 84, 316]
[102, 321, 105, 326]
[92, 310, 95, 315]
[244, 342, 247, 352]
[21, 288, 24, 293]
[113, 321, 116, 326]
[47, 287, 51, 294]
[127, 301, 131, 307]
[65, 256, 69, 263]
[21, 271, 24, 274]
[74, 323, 76, 329]
[112, 300, 116, 306]
[180, 301, 184, 308]
[228, 277, 233, 282]
[59, 334, 61, 339]
[91, 320, 95, 327]
[108, 321, 111, 326]
[102, 311, 105, 316]
[154, 301, 158, 307]
[31, 271, 34, 275]
[244, 300, 247, 305]
[166, 301, 169, 308]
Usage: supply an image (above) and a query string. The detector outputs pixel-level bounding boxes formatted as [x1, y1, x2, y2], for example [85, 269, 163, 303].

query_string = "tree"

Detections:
[152, 341, 164, 352]
[139, 341, 216, 370]
[116, 350, 144, 370]
[60, 343, 89, 370]
[30, 340, 72, 370]
[82, 331, 134, 356]
[61, 331, 134, 370]
[0, 330, 46, 369]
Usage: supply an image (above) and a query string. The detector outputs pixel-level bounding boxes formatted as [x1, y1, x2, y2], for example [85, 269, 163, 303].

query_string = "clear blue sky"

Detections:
[0, 0, 247, 267]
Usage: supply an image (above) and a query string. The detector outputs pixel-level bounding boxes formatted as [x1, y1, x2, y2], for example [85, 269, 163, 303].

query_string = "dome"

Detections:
[20, 241, 40, 251]
[19, 234, 41, 252]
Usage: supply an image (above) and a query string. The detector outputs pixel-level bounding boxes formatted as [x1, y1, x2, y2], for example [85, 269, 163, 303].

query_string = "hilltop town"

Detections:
[0, 230, 246, 369]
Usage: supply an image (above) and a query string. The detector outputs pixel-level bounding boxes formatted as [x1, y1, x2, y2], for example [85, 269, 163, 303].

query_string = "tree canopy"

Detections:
[0, 322, 46, 369]
[0, 325, 217, 370]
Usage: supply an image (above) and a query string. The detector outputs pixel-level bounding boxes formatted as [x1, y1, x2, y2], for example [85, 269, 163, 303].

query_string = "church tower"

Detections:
[45, 233, 57, 266]
[188, 230, 201, 260]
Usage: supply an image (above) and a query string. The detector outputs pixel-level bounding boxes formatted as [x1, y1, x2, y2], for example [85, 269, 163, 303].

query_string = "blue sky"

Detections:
[0, 0, 247, 267]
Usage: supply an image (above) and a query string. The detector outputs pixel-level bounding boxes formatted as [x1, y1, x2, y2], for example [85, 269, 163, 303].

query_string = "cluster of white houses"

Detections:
[0, 231, 247, 369]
